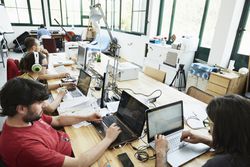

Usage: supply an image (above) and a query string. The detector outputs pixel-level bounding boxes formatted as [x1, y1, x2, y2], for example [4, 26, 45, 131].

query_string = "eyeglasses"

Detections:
[186, 113, 210, 130]
[42, 64, 48, 69]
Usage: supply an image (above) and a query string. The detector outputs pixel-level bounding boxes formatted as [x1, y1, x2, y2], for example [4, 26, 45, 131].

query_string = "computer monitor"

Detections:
[100, 60, 111, 108]
[77, 69, 92, 96]
[77, 45, 87, 69]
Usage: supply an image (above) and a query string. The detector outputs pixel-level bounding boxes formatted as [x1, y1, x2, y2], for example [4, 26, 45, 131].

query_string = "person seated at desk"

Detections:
[19, 52, 74, 113]
[0, 78, 121, 167]
[37, 24, 51, 40]
[24, 37, 68, 80]
[155, 94, 250, 167]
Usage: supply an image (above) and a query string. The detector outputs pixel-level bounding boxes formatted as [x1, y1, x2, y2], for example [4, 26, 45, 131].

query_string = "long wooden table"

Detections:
[48, 53, 213, 167]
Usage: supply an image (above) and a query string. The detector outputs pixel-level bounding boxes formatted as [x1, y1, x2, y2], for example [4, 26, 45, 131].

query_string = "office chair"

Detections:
[7, 58, 21, 80]
[144, 66, 166, 83]
[42, 38, 57, 53]
[187, 86, 214, 104]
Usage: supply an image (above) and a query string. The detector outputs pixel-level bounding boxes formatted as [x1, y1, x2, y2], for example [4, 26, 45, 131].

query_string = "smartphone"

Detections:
[117, 153, 134, 167]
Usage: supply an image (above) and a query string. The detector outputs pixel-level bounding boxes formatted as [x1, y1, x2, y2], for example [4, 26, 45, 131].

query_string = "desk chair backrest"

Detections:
[7, 58, 21, 80]
[42, 38, 57, 53]
[144, 66, 166, 83]
[187, 86, 214, 104]
[39, 35, 51, 41]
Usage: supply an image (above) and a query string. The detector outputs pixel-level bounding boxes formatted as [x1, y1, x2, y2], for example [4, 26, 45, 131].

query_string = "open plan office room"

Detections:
[0, 0, 250, 167]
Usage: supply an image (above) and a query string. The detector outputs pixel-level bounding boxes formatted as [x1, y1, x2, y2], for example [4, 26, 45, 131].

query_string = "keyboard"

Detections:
[168, 134, 185, 153]
[103, 116, 133, 139]
[70, 90, 82, 97]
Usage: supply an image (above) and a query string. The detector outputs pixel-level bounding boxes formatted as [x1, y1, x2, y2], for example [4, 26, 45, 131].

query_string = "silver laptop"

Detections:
[146, 101, 209, 167]
[63, 69, 91, 101]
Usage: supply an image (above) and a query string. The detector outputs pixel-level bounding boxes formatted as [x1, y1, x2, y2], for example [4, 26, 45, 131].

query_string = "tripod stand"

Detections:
[169, 64, 186, 91]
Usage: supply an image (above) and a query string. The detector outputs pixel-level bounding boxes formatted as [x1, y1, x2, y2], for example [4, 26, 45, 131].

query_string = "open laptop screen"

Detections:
[77, 69, 91, 96]
[77, 45, 86, 68]
[116, 91, 149, 136]
[147, 101, 183, 143]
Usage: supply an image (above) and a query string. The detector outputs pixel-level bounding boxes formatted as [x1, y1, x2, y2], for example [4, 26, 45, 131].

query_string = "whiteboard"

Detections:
[0, 4, 14, 33]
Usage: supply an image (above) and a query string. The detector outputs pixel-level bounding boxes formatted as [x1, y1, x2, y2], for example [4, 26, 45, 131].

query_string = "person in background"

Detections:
[24, 37, 68, 80]
[155, 94, 250, 167]
[37, 24, 51, 40]
[19, 52, 74, 113]
[0, 78, 121, 167]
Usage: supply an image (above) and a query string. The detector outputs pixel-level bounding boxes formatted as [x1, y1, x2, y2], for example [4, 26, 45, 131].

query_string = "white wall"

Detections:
[208, 0, 245, 67]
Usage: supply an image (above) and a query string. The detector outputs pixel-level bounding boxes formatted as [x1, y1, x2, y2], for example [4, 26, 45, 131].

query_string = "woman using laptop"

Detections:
[156, 94, 250, 167]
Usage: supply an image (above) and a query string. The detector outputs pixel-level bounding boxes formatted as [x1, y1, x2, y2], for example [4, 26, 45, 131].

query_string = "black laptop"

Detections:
[92, 91, 149, 148]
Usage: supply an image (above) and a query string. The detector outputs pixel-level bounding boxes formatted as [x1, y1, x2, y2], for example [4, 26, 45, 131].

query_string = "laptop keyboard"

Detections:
[168, 134, 185, 153]
[70, 90, 82, 97]
[103, 116, 133, 139]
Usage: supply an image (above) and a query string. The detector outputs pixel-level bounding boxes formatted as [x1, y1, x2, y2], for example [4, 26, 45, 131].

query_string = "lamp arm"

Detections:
[95, 4, 115, 43]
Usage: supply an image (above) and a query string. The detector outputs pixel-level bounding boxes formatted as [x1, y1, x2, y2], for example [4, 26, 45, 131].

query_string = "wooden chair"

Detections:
[187, 86, 214, 104]
[144, 66, 166, 83]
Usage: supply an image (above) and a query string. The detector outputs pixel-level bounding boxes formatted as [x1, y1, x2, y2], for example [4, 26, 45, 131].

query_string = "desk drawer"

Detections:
[206, 90, 222, 97]
[207, 82, 227, 95]
[209, 74, 230, 88]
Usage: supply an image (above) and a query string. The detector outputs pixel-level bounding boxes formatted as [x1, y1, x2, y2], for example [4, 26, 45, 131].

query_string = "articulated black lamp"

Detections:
[89, 3, 121, 91]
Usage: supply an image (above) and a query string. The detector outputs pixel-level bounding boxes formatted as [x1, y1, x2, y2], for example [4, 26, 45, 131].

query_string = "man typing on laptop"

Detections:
[0, 78, 121, 167]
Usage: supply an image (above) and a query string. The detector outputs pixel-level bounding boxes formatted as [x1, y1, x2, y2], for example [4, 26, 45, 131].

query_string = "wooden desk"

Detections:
[48, 53, 213, 167]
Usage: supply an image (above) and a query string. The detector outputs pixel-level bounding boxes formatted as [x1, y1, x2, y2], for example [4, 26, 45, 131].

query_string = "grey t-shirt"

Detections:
[203, 154, 250, 167]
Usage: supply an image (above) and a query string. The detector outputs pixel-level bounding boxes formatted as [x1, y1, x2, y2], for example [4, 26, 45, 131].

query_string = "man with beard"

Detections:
[0, 78, 121, 167]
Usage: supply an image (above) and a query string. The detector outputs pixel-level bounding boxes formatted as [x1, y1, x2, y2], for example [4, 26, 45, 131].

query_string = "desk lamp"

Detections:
[89, 3, 121, 92]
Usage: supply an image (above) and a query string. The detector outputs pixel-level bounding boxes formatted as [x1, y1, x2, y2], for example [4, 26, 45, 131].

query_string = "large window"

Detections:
[158, 0, 221, 61]
[48, 0, 91, 26]
[48, 0, 149, 34]
[200, 0, 221, 48]
[2, 0, 45, 25]
[118, 0, 148, 34]
[231, 0, 250, 70]
[92, 0, 149, 34]
[172, 0, 206, 38]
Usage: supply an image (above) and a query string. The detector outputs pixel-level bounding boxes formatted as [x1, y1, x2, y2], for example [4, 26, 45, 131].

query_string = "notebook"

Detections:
[63, 69, 91, 101]
[146, 101, 210, 167]
[92, 91, 149, 148]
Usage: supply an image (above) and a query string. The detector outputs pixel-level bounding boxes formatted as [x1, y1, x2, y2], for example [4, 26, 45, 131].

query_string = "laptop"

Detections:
[63, 69, 91, 101]
[92, 91, 149, 148]
[76, 45, 87, 69]
[146, 101, 210, 167]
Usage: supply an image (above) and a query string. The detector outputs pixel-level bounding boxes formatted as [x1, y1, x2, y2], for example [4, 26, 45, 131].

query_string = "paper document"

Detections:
[58, 97, 98, 115]
[106, 101, 120, 113]
[99, 108, 113, 117]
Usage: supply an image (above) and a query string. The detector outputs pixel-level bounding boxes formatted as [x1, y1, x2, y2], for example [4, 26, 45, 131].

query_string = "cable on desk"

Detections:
[130, 143, 156, 162]
[118, 88, 162, 98]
